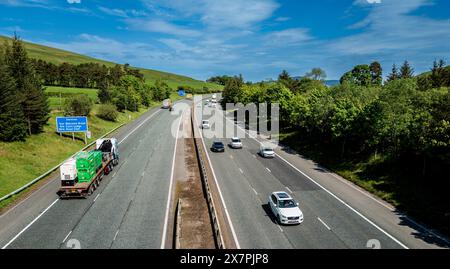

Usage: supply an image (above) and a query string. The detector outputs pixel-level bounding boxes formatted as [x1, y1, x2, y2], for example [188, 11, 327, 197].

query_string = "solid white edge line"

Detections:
[160, 112, 182, 249]
[318, 217, 331, 231]
[328, 170, 395, 211]
[218, 108, 410, 249]
[275, 153, 409, 249]
[0, 174, 59, 219]
[62, 230, 72, 243]
[93, 194, 100, 202]
[194, 102, 241, 249]
[113, 230, 119, 241]
[2, 199, 59, 249]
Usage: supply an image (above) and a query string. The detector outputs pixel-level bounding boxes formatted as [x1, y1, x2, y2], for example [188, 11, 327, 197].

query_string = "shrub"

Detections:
[97, 104, 119, 122]
[64, 94, 93, 116]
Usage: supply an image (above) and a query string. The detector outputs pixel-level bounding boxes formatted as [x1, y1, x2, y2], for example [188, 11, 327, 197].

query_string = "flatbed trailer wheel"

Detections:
[88, 185, 94, 196]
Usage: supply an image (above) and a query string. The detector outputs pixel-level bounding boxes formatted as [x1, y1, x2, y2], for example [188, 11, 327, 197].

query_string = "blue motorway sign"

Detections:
[178, 89, 186, 97]
[56, 117, 88, 133]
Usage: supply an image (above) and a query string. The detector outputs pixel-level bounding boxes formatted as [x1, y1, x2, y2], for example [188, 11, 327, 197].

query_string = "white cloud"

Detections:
[275, 17, 291, 22]
[265, 28, 312, 47]
[98, 6, 147, 18]
[42, 34, 169, 64]
[330, 0, 450, 55]
[141, 0, 279, 29]
[67, 0, 81, 4]
[201, 0, 279, 29]
[0, 0, 51, 8]
[126, 19, 202, 37]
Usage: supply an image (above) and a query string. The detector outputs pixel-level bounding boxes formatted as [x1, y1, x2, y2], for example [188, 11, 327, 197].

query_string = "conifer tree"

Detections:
[0, 54, 27, 141]
[3, 34, 49, 135]
[400, 60, 414, 79]
[387, 64, 400, 82]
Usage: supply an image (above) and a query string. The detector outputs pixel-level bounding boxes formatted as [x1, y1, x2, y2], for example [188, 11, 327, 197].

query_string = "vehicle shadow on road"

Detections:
[261, 203, 278, 225]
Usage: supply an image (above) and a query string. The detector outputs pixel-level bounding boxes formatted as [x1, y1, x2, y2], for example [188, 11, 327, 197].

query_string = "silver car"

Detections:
[229, 137, 243, 149]
[259, 146, 275, 158]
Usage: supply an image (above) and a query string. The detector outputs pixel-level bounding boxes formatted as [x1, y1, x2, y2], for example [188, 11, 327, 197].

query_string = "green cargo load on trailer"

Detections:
[77, 168, 96, 183]
[92, 151, 102, 170]
[76, 151, 103, 183]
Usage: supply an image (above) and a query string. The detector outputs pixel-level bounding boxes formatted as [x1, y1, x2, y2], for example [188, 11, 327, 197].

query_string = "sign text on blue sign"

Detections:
[56, 117, 88, 133]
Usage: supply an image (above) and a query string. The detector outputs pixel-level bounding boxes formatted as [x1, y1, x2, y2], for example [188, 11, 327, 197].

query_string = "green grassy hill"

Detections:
[417, 66, 450, 77]
[0, 35, 223, 91]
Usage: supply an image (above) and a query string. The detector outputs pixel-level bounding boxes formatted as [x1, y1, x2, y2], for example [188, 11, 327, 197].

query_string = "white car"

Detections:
[259, 146, 275, 158]
[229, 137, 243, 149]
[202, 120, 210, 129]
[268, 192, 304, 225]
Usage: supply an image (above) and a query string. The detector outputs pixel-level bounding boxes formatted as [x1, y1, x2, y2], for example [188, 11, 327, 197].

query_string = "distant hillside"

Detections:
[0, 35, 222, 91]
[325, 80, 340, 87]
[418, 66, 450, 77]
[292, 76, 339, 87]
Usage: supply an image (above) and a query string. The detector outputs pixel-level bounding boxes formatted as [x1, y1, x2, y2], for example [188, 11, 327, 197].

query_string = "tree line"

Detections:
[31, 60, 144, 89]
[0, 35, 49, 142]
[64, 74, 174, 121]
[222, 60, 450, 177]
[0, 35, 176, 141]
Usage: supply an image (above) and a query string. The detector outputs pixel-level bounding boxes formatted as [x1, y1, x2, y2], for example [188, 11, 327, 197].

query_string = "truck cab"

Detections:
[96, 138, 119, 165]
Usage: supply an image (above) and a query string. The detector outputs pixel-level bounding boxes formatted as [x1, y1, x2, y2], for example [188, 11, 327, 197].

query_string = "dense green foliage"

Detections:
[0, 35, 49, 140]
[207, 75, 236, 86]
[151, 79, 172, 102]
[0, 55, 28, 141]
[96, 104, 119, 122]
[31, 59, 144, 89]
[340, 62, 382, 86]
[64, 94, 93, 117]
[221, 61, 450, 234]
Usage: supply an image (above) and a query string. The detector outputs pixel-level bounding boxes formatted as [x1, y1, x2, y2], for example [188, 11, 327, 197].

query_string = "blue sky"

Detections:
[0, 0, 449, 81]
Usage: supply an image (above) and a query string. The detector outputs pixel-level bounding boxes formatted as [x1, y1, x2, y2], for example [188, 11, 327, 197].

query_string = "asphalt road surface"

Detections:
[194, 98, 449, 249]
[0, 102, 187, 249]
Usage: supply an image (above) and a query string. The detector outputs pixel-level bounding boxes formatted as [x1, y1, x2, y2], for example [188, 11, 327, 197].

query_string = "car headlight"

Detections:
[281, 215, 287, 219]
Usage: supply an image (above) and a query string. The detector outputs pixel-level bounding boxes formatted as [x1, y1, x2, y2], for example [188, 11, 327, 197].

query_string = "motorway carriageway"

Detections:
[194, 100, 449, 249]
[0, 101, 188, 249]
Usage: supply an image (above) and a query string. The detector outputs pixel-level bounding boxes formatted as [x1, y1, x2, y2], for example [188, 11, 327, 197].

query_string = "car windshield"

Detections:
[263, 148, 274, 152]
[279, 199, 297, 208]
[232, 139, 241, 143]
[214, 142, 224, 147]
